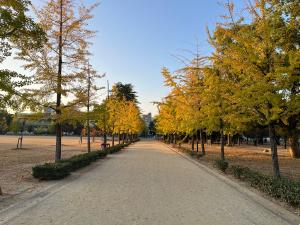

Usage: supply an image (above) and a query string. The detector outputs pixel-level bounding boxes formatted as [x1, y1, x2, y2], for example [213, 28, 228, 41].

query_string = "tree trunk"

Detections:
[126, 131, 129, 142]
[220, 131, 225, 161]
[286, 108, 300, 158]
[268, 122, 280, 178]
[227, 134, 233, 146]
[55, 0, 63, 162]
[220, 119, 225, 160]
[200, 129, 205, 155]
[288, 131, 300, 158]
[20, 136, 23, 149]
[118, 132, 121, 144]
[191, 135, 195, 151]
[254, 134, 258, 146]
[112, 133, 115, 146]
[103, 131, 107, 145]
[17, 121, 25, 149]
[196, 131, 199, 152]
[87, 123, 90, 152]
[55, 117, 62, 162]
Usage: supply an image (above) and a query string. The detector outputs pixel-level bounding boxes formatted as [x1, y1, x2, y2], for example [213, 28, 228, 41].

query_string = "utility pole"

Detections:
[107, 80, 110, 99]
[87, 62, 91, 152]
[103, 80, 109, 146]
[194, 40, 205, 155]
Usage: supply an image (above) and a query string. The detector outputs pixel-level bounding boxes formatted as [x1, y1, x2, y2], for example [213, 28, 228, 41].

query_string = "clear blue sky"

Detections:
[2, 0, 245, 115]
[91, 0, 244, 115]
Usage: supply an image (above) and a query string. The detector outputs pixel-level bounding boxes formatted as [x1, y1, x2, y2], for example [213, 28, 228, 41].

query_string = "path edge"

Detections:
[162, 142, 300, 224]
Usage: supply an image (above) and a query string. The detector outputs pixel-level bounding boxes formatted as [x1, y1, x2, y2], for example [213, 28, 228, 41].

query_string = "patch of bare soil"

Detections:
[0, 135, 111, 197]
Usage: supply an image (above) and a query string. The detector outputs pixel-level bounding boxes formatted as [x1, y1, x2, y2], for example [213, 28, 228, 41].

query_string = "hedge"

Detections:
[108, 143, 127, 154]
[32, 140, 138, 180]
[59, 149, 109, 172]
[231, 165, 300, 207]
[32, 162, 71, 180]
[215, 159, 229, 173]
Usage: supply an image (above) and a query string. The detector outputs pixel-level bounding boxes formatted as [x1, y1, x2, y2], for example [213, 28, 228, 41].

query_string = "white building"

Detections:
[142, 113, 152, 127]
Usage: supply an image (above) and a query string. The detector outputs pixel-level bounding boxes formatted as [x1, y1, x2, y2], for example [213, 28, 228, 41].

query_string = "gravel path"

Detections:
[1, 140, 299, 225]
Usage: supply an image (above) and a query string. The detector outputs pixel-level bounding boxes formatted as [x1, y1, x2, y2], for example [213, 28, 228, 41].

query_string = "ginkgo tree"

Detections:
[207, 0, 294, 178]
[93, 83, 144, 147]
[157, 52, 208, 154]
[157, 0, 300, 178]
[18, 0, 98, 161]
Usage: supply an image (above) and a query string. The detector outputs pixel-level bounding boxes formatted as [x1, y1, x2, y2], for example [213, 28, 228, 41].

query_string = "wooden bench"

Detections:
[101, 143, 110, 149]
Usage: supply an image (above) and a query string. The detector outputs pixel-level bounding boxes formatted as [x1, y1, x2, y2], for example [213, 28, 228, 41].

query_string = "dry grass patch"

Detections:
[180, 143, 300, 180]
[0, 135, 111, 194]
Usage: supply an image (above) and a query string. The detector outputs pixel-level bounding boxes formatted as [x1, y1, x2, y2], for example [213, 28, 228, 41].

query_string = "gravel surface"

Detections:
[1, 140, 299, 225]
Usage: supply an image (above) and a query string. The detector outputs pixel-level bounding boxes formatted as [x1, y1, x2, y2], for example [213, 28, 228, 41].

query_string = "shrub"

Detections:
[231, 165, 300, 207]
[231, 165, 244, 179]
[131, 138, 140, 143]
[109, 143, 131, 154]
[97, 149, 109, 158]
[32, 162, 71, 180]
[215, 159, 229, 173]
[188, 151, 203, 159]
[109, 145, 123, 154]
[60, 149, 109, 171]
[60, 154, 91, 171]
[32, 142, 134, 180]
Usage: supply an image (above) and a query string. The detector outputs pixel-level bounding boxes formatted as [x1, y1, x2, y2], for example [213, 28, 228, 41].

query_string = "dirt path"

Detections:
[0, 140, 299, 225]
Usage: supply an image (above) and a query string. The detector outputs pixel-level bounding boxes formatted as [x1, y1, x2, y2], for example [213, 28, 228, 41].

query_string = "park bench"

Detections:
[101, 143, 110, 149]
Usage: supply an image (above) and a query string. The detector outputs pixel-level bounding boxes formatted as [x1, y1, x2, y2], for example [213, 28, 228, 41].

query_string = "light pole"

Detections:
[87, 62, 91, 152]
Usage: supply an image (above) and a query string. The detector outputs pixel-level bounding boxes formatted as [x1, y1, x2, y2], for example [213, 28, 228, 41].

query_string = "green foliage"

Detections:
[0, 0, 45, 108]
[60, 149, 108, 171]
[0, 70, 31, 109]
[111, 82, 138, 103]
[32, 162, 71, 180]
[0, 0, 45, 62]
[215, 160, 229, 173]
[231, 165, 300, 207]
[108, 140, 139, 153]
[108, 144, 127, 154]
[0, 110, 12, 134]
